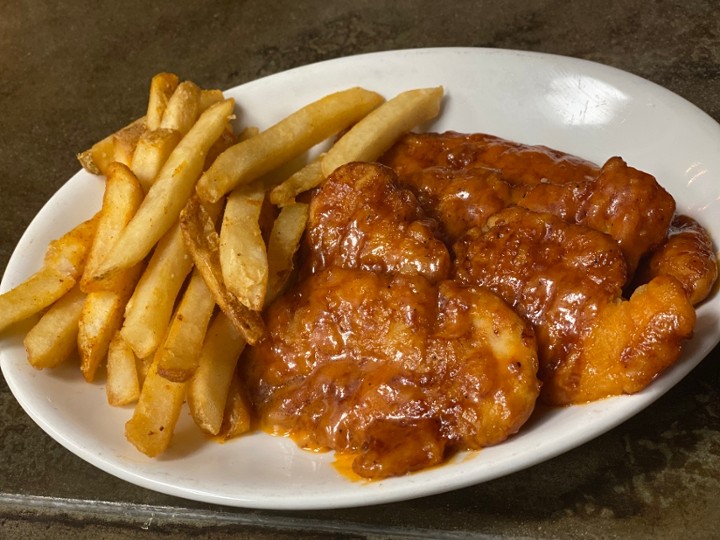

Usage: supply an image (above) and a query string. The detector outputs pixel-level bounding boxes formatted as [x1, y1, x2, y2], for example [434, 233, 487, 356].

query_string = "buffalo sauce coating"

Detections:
[304, 161, 450, 283]
[453, 206, 696, 405]
[244, 266, 540, 479]
[382, 132, 676, 274]
[634, 214, 719, 305]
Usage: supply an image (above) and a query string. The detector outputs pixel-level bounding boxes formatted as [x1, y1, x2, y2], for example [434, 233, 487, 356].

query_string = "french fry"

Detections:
[78, 269, 141, 382]
[159, 80, 202, 135]
[179, 195, 265, 344]
[219, 182, 268, 311]
[113, 120, 147, 166]
[129, 128, 183, 193]
[269, 158, 324, 207]
[215, 368, 252, 441]
[199, 89, 224, 112]
[24, 285, 86, 369]
[196, 87, 384, 203]
[80, 163, 144, 293]
[124, 354, 187, 457]
[77, 117, 146, 176]
[120, 222, 194, 359]
[265, 202, 308, 304]
[155, 270, 216, 382]
[187, 312, 246, 435]
[106, 331, 140, 406]
[321, 86, 444, 177]
[0, 217, 96, 333]
[145, 72, 180, 131]
[77, 163, 145, 381]
[92, 98, 235, 281]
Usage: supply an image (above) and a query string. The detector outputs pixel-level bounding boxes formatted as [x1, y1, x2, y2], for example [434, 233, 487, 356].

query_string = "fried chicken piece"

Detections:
[383, 132, 676, 274]
[395, 166, 514, 243]
[245, 267, 540, 479]
[382, 131, 599, 186]
[454, 206, 695, 405]
[634, 214, 719, 305]
[305, 162, 451, 283]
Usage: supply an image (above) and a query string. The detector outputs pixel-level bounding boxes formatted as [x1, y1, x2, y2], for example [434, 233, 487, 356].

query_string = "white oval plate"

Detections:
[2, 48, 719, 510]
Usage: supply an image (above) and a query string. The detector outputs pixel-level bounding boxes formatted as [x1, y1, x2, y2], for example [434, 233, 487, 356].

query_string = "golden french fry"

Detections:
[215, 368, 252, 441]
[77, 117, 146, 176]
[265, 202, 308, 304]
[321, 86, 444, 177]
[80, 163, 144, 293]
[0, 217, 96, 333]
[129, 128, 183, 192]
[92, 99, 235, 281]
[199, 89, 224, 112]
[78, 264, 142, 382]
[179, 195, 265, 344]
[159, 80, 202, 135]
[187, 312, 246, 435]
[124, 355, 187, 457]
[106, 331, 140, 406]
[196, 87, 384, 203]
[219, 182, 268, 311]
[269, 158, 324, 207]
[155, 270, 216, 382]
[120, 222, 194, 359]
[24, 285, 86, 369]
[113, 120, 147, 166]
[145, 72, 180, 131]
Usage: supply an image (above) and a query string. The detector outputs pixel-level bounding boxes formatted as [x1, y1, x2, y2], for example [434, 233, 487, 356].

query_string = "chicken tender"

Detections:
[634, 214, 719, 305]
[454, 206, 695, 405]
[383, 132, 676, 274]
[305, 161, 451, 283]
[245, 267, 540, 479]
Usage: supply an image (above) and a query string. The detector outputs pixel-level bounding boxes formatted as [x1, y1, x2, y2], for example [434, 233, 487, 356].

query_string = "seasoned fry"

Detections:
[24, 285, 86, 369]
[321, 86, 444, 177]
[106, 331, 140, 406]
[92, 98, 235, 281]
[155, 270, 216, 382]
[160, 80, 202, 135]
[77, 117, 146, 176]
[80, 163, 144, 293]
[265, 202, 308, 304]
[146, 72, 180, 131]
[196, 87, 384, 203]
[78, 267, 141, 382]
[220, 182, 268, 311]
[113, 120, 147, 166]
[179, 195, 265, 344]
[215, 368, 252, 441]
[269, 158, 324, 207]
[199, 89, 224, 112]
[0, 217, 96, 333]
[120, 222, 194, 359]
[130, 128, 183, 192]
[187, 312, 246, 435]
[124, 355, 187, 457]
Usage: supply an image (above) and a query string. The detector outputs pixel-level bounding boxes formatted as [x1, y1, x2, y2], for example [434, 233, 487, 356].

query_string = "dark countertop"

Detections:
[1, 1, 719, 538]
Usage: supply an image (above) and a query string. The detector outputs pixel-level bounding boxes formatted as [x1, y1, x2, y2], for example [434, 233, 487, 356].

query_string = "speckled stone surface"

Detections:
[1, 1, 719, 538]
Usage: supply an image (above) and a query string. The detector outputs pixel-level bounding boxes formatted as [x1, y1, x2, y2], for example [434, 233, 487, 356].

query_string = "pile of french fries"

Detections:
[0, 72, 443, 457]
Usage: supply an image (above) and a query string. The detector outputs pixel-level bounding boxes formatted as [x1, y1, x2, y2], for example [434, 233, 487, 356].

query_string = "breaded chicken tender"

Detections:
[245, 266, 540, 479]
[634, 214, 719, 305]
[454, 207, 696, 405]
[305, 161, 450, 283]
[383, 132, 676, 274]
